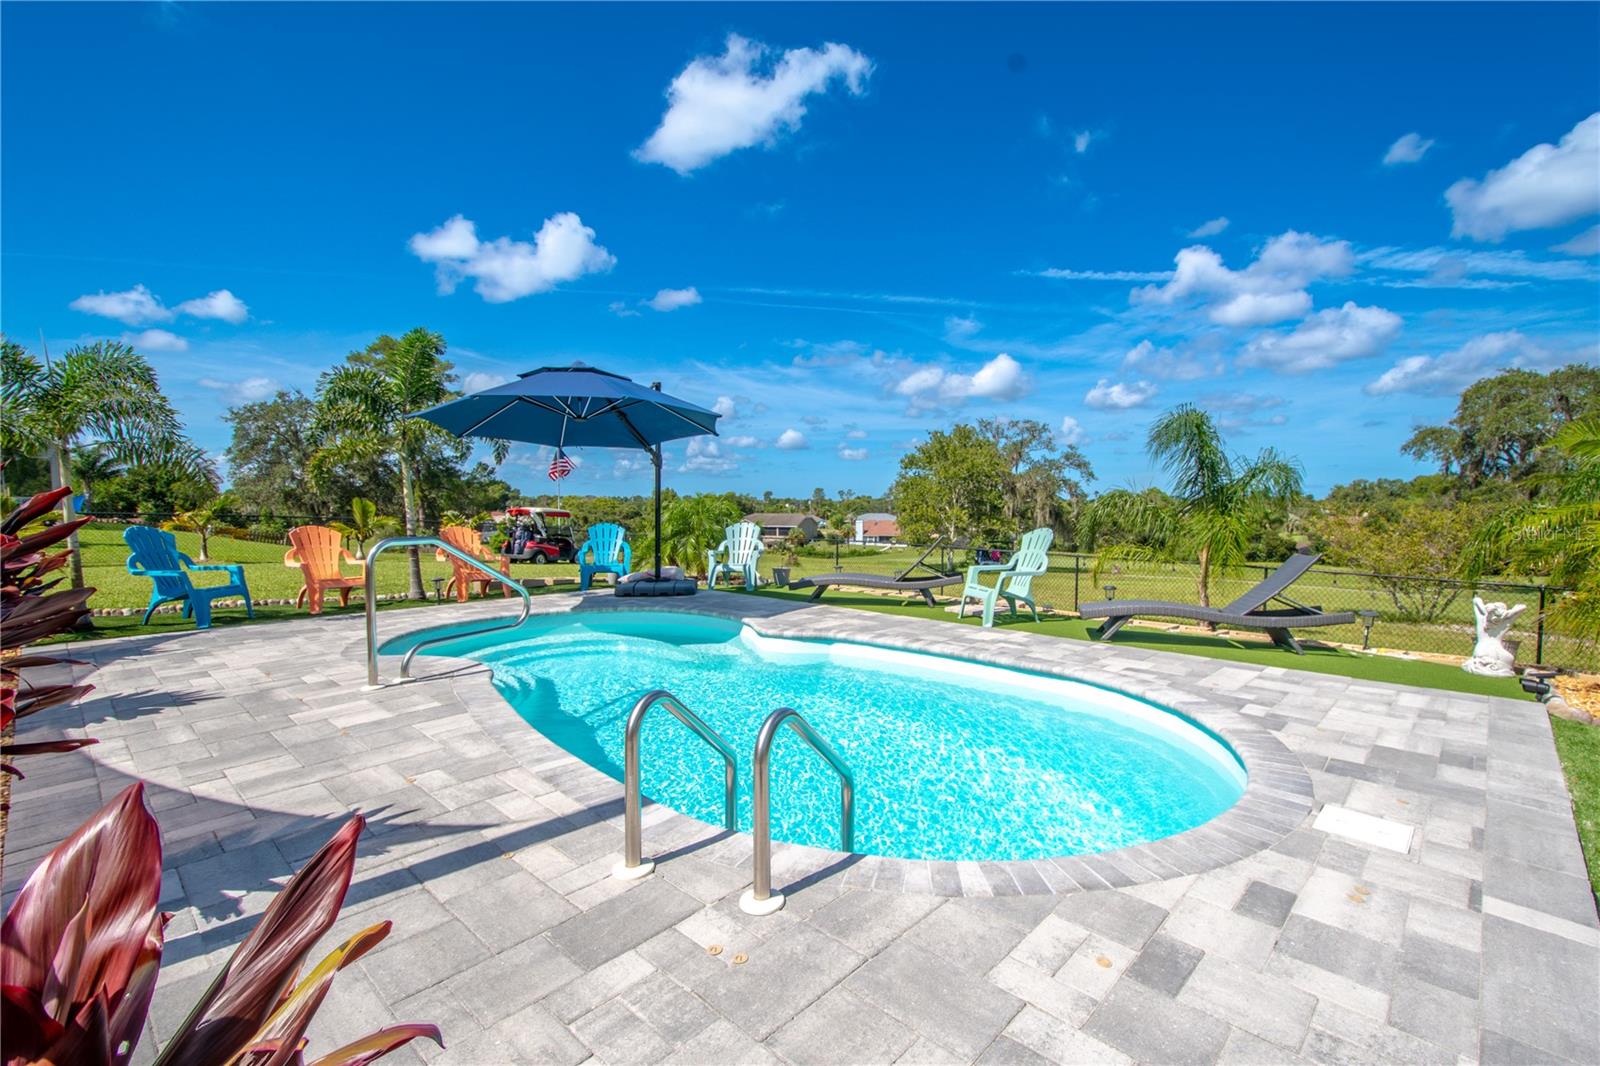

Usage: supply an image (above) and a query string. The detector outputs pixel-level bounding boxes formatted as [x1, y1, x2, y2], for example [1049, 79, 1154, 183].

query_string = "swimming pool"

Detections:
[382, 610, 1245, 863]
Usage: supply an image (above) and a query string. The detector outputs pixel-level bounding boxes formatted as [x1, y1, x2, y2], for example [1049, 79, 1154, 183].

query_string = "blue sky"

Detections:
[4, 2, 1598, 500]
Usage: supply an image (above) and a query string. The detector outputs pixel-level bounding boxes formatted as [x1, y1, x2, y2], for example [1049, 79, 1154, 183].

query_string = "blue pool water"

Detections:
[383, 611, 1244, 862]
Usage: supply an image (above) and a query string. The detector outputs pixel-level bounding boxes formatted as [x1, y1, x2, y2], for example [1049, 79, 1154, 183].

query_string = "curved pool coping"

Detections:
[365, 593, 1315, 898]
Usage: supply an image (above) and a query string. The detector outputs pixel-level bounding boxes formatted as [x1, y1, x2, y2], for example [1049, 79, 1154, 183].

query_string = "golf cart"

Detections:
[501, 506, 577, 564]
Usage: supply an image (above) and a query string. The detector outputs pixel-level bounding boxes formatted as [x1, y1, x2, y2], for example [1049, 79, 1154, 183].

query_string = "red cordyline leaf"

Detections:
[0, 588, 95, 647]
[0, 783, 163, 1066]
[0, 486, 72, 537]
[154, 815, 367, 1066]
[234, 922, 394, 1066]
[307, 1024, 444, 1066]
[4, 654, 87, 671]
[0, 519, 90, 564]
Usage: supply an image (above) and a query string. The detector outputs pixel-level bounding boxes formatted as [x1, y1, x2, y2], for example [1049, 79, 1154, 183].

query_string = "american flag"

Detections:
[548, 449, 575, 481]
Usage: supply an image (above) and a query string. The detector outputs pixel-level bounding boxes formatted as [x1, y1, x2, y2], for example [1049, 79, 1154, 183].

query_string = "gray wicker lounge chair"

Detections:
[1077, 552, 1355, 653]
[786, 536, 964, 605]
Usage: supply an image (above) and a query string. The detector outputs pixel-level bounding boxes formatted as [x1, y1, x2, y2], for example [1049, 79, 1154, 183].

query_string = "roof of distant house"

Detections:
[857, 512, 895, 522]
[862, 519, 900, 537]
[744, 512, 818, 526]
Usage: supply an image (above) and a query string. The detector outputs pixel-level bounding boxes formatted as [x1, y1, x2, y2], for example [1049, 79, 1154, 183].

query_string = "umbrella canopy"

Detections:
[417, 364, 719, 451]
[416, 362, 720, 582]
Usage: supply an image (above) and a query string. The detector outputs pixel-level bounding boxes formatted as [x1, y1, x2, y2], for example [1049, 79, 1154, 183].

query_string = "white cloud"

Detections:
[1186, 216, 1230, 238]
[1073, 130, 1093, 154]
[844, 428, 867, 440]
[1383, 132, 1435, 166]
[198, 375, 278, 402]
[1199, 392, 1287, 430]
[1365, 331, 1572, 396]
[724, 434, 760, 448]
[408, 212, 615, 302]
[174, 289, 248, 323]
[608, 300, 641, 317]
[1084, 378, 1157, 410]
[713, 395, 738, 420]
[1058, 415, 1087, 446]
[123, 329, 188, 352]
[634, 34, 872, 174]
[838, 445, 868, 461]
[1121, 339, 1219, 381]
[461, 371, 512, 394]
[1034, 267, 1174, 282]
[1552, 224, 1600, 256]
[1132, 231, 1354, 327]
[1446, 113, 1600, 241]
[681, 436, 737, 473]
[893, 353, 1029, 413]
[1364, 244, 1597, 286]
[644, 286, 702, 312]
[1238, 301, 1402, 373]
[70, 284, 172, 325]
[944, 314, 981, 339]
[775, 428, 810, 450]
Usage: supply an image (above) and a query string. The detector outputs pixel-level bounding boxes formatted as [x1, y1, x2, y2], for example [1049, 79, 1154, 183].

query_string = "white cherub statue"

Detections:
[1462, 596, 1527, 677]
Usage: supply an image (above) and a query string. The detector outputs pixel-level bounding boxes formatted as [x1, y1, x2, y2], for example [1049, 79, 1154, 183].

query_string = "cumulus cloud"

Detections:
[1186, 216, 1230, 238]
[944, 314, 982, 339]
[838, 445, 868, 461]
[198, 375, 278, 402]
[1132, 231, 1354, 327]
[713, 395, 739, 420]
[1364, 331, 1574, 396]
[461, 371, 512, 394]
[681, 436, 737, 473]
[608, 301, 641, 317]
[1383, 132, 1435, 166]
[644, 286, 702, 312]
[634, 34, 872, 174]
[1238, 301, 1402, 373]
[1073, 130, 1094, 154]
[70, 284, 172, 325]
[1552, 224, 1600, 256]
[724, 434, 760, 448]
[1058, 415, 1087, 446]
[1121, 339, 1219, 381]
[408, 212, 615, 302]
[775, 428, 810, 450]
[844, 428, 867, 440]
[1084, 378, 1157, 410]
[174, 289, 249, 323]
[893, 353, 1029, 413]
[1447, 113, 1600, 241]
[123, 329, 188, 352]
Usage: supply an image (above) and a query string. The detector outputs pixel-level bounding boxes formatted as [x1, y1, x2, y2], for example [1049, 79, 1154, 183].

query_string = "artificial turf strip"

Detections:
[1551, 716, 1600, 899]
[745, 586, 1532, 700]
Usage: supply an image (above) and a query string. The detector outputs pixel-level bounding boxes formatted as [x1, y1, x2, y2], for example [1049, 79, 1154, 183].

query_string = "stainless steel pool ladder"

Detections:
[739, 707, 854, 915]
[614, 689, 738, 881]
[362, 535, 531, 688]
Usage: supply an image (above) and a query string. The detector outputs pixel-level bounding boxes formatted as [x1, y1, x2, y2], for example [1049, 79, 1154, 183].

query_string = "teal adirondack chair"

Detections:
[707, 521, 764, 588]
[958, 527, 1054, 627]
[578, 523, 632, 590]
[124, 525, 254, 629]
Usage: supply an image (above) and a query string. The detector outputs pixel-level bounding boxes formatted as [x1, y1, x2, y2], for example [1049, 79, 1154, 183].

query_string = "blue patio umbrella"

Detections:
[416, 363, 720, 580]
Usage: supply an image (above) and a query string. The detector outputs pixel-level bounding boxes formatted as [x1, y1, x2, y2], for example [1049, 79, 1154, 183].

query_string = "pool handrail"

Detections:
[363, 535, 531, 687]
[741, 706, 855, 914]
[615, 689, 739, 880]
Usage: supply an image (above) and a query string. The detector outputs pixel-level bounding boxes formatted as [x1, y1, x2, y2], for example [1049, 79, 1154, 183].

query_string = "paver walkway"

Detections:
[5, 592, 1596, 1065]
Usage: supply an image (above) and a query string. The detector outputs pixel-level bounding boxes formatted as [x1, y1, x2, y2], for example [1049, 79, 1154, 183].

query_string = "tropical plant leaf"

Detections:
[307, 1024, 445, 1066]
[0, 485, 72, 536]
[234, 922, 393, 1066]
[155, 816, 365, 1066]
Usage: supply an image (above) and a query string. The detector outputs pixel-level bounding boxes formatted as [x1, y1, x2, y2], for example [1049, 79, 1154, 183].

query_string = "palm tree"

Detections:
[310, 329, 502, 599]
[1085, 405, 1302, 607]
[1463, 416, 1600, 645]
[639, 493, 744, 577]
[70, 446, 125, 509]
[1, 338, 209, 588]
[167, 492, 235, 560]
[330, 496, 400, 555]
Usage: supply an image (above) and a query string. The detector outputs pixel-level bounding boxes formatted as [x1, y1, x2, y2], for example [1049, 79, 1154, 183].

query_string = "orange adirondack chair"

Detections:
[284, 525, 366, 615]
[437, 525, 515, 601]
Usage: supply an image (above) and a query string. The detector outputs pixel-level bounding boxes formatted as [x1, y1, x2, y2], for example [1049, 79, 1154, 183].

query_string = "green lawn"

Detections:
[1551, 716, 1600, 898]
[743, 584, 1531, 700]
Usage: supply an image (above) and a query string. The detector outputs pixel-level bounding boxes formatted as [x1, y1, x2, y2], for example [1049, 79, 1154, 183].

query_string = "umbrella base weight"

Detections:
[615, 578, 698, 597]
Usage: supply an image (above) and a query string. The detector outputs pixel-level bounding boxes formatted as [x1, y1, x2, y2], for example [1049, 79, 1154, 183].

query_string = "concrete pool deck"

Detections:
[5, 591, 1597, 1065]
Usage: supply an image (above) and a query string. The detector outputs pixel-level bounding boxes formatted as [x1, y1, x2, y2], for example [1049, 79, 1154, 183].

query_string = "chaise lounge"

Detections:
[786, 537, 965, 605]
[1077, 551, 1355, 654]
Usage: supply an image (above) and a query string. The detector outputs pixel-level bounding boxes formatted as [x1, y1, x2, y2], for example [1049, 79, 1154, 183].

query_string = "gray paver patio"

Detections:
[5, 590, 1597, 1064]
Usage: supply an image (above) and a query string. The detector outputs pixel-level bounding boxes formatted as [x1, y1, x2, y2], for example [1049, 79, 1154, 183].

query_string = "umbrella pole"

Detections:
[652, 382, 663, 579]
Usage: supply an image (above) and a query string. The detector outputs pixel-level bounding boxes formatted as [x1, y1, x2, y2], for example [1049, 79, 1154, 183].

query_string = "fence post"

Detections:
[1536, 586, 1546, 666]
[1073, 554, 1080, 610]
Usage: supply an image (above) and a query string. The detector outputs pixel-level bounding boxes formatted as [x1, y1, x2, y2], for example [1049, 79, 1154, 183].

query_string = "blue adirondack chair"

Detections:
[124, 525, 254, 629]
[577, 522, 632, 590]
[707, 521, 764, 588]
[958, 527, 1055, 627]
